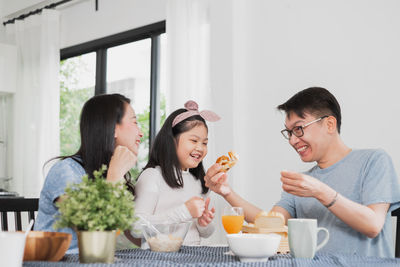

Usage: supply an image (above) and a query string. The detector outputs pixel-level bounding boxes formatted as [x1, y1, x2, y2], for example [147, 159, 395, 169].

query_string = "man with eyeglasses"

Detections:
[205, 87, 400, 257]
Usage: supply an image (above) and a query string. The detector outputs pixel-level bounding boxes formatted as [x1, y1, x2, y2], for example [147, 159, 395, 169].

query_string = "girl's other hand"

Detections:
[185, 196, 205, 218]
[204, 163, 231, 196]
[107, 145, 137, 182]
[197, 197, 215, 227]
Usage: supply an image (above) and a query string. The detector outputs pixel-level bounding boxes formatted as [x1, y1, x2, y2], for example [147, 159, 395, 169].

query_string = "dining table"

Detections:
[23, 246, 400, 266]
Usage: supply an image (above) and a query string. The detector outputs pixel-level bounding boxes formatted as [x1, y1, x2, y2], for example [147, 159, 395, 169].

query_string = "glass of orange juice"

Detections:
[222, 207, 244, 234]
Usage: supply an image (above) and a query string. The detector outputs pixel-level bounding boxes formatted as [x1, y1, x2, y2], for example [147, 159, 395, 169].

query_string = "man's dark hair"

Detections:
[277, 87, 342, 133]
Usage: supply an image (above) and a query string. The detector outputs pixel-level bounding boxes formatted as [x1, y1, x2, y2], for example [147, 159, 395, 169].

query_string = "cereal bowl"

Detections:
[226, 233, 281, 262]
[141, 221, 192, 252]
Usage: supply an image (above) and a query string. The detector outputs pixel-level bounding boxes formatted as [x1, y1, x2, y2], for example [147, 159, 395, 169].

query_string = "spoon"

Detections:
[25, 219, 34, 238]
[137, 214, 161, 235]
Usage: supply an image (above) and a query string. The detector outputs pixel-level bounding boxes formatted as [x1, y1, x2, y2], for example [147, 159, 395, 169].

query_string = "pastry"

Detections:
[216, 151, 239, 172]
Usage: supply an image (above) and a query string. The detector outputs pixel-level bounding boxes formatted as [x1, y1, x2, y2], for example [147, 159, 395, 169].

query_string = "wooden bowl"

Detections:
[23, 231, 72, 261]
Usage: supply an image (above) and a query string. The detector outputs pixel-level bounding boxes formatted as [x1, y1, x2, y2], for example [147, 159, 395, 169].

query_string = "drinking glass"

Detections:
[222, 207, 244, 234]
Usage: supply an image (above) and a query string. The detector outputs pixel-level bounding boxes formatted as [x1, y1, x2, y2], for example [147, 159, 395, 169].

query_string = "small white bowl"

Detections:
[226, 233, 281, 262]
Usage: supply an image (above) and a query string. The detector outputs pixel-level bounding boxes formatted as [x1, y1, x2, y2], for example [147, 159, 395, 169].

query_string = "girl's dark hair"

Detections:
[277, 87, 342, 133]
[143, 109, 209, 194]
[52, 94, 135, 195]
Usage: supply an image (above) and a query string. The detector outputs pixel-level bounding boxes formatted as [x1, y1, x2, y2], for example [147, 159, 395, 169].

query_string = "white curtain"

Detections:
[166, 0, 227, 245]
[166, 0, 211, 111]
[5, 9, 60, 197]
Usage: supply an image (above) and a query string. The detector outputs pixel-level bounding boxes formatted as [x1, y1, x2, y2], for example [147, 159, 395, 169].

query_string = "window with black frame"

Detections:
[59, 21, 167, 176]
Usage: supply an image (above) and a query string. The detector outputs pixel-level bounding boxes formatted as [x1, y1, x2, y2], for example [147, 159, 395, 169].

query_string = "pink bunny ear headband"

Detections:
[172, 100, 221, 127]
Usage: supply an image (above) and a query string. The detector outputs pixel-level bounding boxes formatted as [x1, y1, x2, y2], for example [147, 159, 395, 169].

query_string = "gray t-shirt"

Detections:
[276, 149, 400, 258]
[34, 157, 85, 254]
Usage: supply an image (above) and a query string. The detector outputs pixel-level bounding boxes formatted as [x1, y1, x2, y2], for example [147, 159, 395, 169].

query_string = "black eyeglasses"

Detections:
[281, 116, 328, 140]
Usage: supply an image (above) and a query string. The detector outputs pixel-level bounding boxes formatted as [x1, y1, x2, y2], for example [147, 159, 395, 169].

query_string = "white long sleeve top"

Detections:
[132, 166, 215, 248]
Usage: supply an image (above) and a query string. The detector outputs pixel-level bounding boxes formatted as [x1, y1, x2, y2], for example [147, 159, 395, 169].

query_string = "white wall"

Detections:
[59, 0, 166, 48]
[211, 0, 400, 211]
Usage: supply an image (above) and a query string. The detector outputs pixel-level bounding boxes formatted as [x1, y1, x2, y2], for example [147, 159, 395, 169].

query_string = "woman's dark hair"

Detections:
[277, 87, 342, 133]
[51, 93, 135, 195]
[143, 109, 209, 194]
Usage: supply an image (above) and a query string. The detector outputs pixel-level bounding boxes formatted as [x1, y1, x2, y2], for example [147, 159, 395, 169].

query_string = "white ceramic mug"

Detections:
[0, 232, 26, 267]
[288, 219, 329, 259]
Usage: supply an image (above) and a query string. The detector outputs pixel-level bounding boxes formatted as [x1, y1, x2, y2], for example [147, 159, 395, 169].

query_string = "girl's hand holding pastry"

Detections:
[185, 196, 206, 218]
[197, 198, 215, 227]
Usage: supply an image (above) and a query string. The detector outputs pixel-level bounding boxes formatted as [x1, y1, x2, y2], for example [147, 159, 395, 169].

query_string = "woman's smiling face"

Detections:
[114, 103, 143, 156]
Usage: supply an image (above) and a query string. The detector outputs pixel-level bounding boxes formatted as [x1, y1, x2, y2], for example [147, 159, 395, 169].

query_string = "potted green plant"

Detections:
[54, 165, 136, 263]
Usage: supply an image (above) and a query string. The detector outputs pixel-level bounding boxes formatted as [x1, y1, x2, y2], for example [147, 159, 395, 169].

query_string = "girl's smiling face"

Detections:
[176, 124, 208, 170]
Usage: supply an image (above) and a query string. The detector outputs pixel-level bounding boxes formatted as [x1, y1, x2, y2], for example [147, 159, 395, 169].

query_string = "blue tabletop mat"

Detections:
[23, 246, 400, 266]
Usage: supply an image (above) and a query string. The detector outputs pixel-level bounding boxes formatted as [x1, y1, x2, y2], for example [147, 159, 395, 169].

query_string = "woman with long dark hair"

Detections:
[34, 94, 143, 253]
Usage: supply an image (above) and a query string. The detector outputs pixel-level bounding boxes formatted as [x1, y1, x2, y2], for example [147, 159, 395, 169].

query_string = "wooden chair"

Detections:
[393, 207, 400, 258]
[0, 197, 39, 231]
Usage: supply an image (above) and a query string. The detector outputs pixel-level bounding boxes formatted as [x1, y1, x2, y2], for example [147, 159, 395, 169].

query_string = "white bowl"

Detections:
[226, 233, 281, 262]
